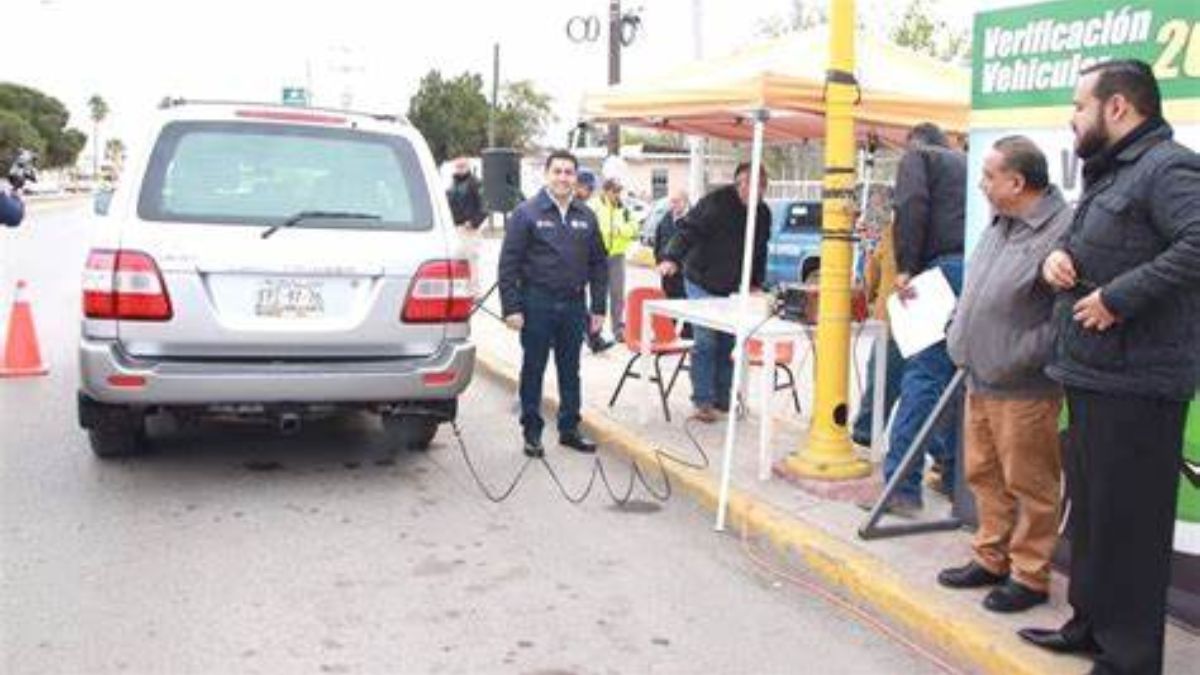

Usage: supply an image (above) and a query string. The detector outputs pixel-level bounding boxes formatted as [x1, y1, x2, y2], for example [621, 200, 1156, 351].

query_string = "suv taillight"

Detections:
[402, 260, 472, 323]
[82, 249, 174, 321]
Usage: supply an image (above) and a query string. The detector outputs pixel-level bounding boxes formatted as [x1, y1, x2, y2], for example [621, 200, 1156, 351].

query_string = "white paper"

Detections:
[887, 268, 957, 358]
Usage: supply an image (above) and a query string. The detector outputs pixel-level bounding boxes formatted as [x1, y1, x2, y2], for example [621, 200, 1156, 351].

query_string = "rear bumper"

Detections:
[78, 338, 474, 405]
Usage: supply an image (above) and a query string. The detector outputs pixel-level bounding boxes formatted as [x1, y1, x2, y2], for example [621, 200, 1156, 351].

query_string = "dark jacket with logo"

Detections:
[661, 184, 770, 296]
[497, 189, 608, 317]
[947, 187, 1072, 398]
[893, 144, 967, 275]
[447, 173, 486, 228]
[1047, 120, 1200, 401]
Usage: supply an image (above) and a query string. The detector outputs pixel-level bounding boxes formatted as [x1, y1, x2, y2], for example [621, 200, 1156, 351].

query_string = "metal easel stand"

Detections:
[857, 368, 966, 541]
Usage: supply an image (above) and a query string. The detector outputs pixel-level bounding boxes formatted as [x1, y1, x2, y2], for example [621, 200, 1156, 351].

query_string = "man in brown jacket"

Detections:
[940, 136, 1072, 613]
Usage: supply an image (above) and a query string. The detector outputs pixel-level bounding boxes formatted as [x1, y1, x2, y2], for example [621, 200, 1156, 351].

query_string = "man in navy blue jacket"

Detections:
[498, 150, 609, 457]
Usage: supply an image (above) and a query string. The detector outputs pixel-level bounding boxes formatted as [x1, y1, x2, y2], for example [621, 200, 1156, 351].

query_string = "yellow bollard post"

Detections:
[786, 0, 871, 480]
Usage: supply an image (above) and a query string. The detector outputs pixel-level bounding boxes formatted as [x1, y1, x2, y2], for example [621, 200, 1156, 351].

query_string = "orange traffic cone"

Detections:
[0, 280, 49, 378]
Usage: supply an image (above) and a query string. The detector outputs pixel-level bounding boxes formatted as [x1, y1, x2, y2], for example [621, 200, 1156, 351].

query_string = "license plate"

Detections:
[254, 279, 325, 318]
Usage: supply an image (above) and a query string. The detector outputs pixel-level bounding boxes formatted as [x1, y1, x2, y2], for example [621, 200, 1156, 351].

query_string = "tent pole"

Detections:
[785, 0, 872, 481]
[715, 110, 767, 531]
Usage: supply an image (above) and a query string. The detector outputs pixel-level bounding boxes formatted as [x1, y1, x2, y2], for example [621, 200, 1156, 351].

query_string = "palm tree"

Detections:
[104, 138, 125, 177]
[87, 95, 109, 177]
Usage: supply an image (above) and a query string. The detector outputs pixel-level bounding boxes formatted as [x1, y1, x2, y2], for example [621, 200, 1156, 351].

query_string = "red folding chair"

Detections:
[745, 338, 802, 414]
[608, 287, 692, 421]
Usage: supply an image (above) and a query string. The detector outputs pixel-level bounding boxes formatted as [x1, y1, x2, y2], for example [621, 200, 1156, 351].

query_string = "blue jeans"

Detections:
[519, 287, 587, 438]
[884, 256, 963, 503]
[685, 280, 734, 408]
[852, 337, 905, 445]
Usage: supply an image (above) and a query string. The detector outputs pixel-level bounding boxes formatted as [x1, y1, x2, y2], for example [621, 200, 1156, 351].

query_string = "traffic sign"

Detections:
[282, 87, 310, 107]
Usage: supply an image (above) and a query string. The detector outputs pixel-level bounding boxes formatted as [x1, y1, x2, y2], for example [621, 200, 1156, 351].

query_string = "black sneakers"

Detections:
[587, 334, 614, 353]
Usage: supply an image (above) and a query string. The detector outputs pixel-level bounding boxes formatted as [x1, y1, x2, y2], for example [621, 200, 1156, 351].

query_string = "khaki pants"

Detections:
[965, 392, 1062, 591]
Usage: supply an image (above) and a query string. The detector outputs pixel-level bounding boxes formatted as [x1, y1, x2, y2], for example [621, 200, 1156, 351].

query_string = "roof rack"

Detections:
[156, 97, 408, 125]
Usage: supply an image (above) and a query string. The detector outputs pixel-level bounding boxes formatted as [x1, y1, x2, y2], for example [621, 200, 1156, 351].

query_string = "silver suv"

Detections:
[77, 100, 474, 458]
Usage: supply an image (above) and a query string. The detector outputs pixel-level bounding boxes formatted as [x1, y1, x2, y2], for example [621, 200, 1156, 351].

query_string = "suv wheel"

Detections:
[383, 414, 439, 452]
[79, 395, 148, 458]
[88, 426, 147, 458]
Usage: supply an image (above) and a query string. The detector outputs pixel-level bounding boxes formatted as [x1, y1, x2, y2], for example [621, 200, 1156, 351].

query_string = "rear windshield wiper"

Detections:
[261, 210, 381, 239]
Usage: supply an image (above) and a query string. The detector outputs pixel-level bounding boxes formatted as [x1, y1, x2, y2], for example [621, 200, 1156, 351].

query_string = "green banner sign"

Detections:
[1182, 399, 1200, 527]
[972, 0, 1200, 110]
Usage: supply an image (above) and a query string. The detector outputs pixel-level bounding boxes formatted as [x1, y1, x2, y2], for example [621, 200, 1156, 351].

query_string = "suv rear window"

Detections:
[138, 121, 434, 229]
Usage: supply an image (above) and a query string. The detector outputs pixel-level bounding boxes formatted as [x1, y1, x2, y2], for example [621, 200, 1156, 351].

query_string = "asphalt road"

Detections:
[1, 202, 946, 674]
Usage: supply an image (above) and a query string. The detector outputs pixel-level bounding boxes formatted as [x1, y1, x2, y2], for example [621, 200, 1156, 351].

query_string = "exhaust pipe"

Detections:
[278, 412, 301, 435]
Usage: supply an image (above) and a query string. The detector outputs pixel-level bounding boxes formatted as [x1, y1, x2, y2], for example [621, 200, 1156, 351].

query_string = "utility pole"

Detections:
[607, 0, 621, 157]
[787, 0, 871, 480]
[329, 45, 363, 110]
[688, 0, 706, 198]
[488, 43, 499, 148]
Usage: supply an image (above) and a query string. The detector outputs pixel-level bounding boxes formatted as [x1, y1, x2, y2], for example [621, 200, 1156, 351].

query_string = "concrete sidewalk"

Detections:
[469, 240, 1198, 674]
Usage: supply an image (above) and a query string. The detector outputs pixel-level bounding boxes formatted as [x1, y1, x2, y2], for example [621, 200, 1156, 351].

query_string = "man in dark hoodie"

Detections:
[1019, 60, 1200, 675]
[446, 157, 487, 293]
[656, 162, 770, 422]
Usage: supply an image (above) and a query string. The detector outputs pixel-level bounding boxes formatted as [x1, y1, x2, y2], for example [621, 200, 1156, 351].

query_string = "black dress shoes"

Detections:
[984, 580, 1048, 613]
[1017, 627, 1100, 655]
[587, 334, 614, 353]
[559, 430, 597, 453]
[523, 436, 545, 458]
[937, 561, 1008, 589]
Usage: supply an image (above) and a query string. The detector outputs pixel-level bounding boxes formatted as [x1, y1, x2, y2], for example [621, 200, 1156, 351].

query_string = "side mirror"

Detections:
[93, 188, 114, 216]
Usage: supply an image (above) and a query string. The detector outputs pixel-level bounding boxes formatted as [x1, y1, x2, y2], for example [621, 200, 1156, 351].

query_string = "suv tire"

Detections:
[79, 394, 148, 458]
[88, 426, 147, 459]
[383, 414, 439, 452]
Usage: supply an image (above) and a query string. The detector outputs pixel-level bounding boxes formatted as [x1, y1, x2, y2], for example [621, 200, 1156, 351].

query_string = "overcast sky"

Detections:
[8, 0, 983, 158]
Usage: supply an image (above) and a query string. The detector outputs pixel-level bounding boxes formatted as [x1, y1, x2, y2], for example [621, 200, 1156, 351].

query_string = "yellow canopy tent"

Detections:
[581, 25, 969, 528]
[580, 26, 969, 144]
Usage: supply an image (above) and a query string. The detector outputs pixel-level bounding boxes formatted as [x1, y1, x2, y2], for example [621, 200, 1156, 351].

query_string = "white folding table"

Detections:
[640, 295, 889, 528]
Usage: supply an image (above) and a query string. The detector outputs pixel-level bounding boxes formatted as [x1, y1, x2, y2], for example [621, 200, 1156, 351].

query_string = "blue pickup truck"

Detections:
[764, 198, 823, 288]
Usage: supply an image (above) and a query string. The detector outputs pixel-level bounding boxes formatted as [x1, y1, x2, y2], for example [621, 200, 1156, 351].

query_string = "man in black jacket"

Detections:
[2, 155, 29, 228]
[1019, 60, 1200, 674]
[879, 123, 967, 516]
[653, 188, 689, 301]
[498, 150, 609, 457]
[447, 157, 487, 293]
[657, 163, 770, 422]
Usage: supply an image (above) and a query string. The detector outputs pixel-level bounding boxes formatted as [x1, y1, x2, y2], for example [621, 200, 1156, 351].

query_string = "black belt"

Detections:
[524, 284, 585, 301]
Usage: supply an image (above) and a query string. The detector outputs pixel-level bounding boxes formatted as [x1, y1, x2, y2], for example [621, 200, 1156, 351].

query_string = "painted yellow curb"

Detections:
[475, 348, 1086, 675]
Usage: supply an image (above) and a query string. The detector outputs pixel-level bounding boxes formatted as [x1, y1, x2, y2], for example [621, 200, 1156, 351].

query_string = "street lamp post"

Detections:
[607, 0, 622, 157]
